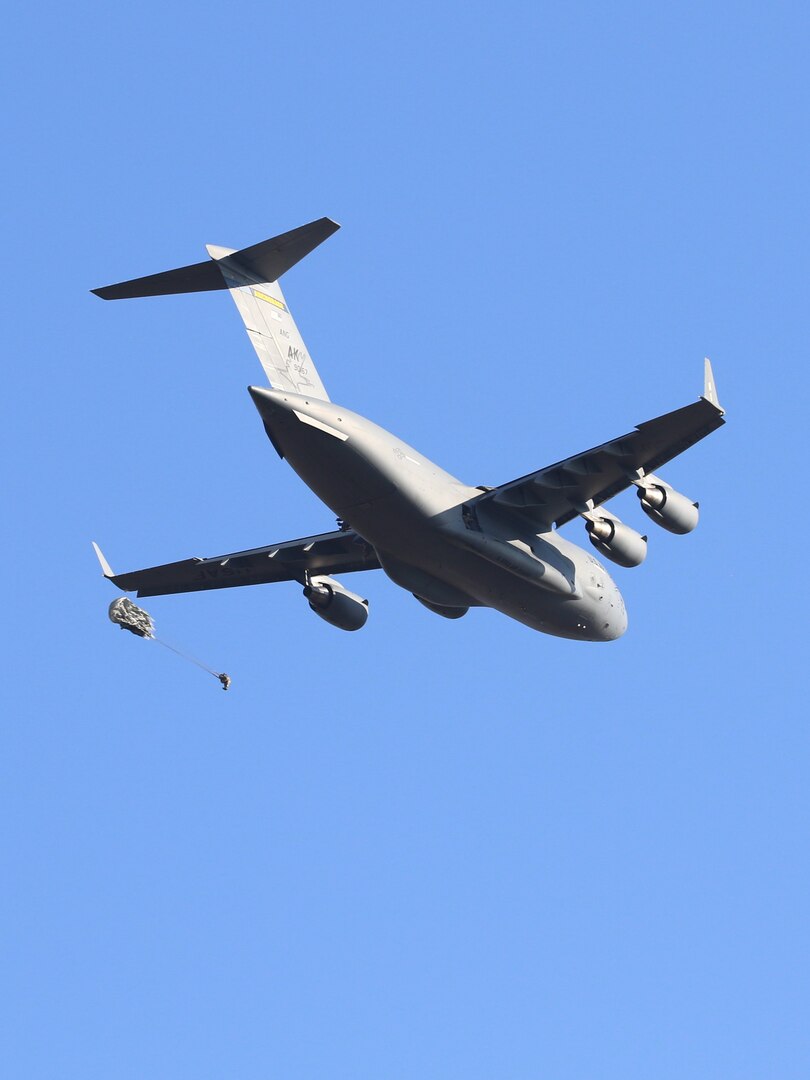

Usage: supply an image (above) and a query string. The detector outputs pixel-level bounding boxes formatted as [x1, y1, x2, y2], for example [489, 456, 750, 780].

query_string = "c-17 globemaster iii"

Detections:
[92, 218, 725, 642]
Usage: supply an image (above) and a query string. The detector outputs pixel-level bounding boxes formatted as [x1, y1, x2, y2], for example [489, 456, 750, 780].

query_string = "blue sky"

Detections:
[3, 3, 810, 1077]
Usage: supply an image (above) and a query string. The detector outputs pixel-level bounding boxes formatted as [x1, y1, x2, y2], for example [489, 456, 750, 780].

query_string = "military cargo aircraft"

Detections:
[92, 218, 725, 641]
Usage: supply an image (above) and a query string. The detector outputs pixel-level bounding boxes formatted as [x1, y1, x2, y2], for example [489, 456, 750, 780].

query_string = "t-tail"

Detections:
[92, 218, 339, 401]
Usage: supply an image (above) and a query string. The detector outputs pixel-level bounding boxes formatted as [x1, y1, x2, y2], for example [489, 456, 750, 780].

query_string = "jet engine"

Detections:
[585, 515, 647, 567]
[304, 575, 369, 631]
[636, 480, 699, 534]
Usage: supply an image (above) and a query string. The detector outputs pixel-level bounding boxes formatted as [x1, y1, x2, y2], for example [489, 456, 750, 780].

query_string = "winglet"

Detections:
[92, 541, 115, 579]
[702, 357, 724, 414]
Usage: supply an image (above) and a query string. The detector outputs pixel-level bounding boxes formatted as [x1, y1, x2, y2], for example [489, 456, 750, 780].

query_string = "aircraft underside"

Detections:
[252, 387, 628, 642]
[92, 217, 724, 652]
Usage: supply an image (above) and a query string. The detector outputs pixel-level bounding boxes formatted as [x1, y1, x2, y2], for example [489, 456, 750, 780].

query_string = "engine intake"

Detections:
[585, 515, 647, 567]
[636, 481, 699, 534]
[304, 575, 369, 631]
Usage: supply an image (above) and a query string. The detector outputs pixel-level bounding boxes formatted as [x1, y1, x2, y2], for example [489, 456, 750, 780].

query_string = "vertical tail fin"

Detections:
[206, 243, 331, 401]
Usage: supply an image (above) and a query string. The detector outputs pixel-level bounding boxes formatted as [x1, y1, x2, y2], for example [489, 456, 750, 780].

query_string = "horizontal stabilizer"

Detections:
[92, 217, 340, 300]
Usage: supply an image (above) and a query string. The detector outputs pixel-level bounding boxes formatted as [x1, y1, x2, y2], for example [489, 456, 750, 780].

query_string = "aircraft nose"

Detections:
[601, 585, 628, 640]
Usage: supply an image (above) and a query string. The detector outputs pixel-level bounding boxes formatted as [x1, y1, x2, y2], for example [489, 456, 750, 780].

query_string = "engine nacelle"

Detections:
[585, 516, 647, 567]
[304, 575, 369, 631]
[636, 481, 699, 534]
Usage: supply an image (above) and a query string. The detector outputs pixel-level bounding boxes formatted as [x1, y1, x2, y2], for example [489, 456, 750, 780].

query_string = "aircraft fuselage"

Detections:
[250, 386, 628, 642]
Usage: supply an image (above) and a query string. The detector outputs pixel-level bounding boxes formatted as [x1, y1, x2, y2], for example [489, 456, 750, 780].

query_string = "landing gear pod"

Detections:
[413, 595, 469, 619]
[304, 575, 369, 631]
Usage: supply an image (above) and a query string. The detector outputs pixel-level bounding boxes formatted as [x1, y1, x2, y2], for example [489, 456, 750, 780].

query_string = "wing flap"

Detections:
[109, 529, 379, 597]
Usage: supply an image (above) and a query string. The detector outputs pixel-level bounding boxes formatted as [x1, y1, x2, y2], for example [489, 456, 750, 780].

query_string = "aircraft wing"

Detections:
[98, 529, 380, 598]
[472, 362, 725, 530]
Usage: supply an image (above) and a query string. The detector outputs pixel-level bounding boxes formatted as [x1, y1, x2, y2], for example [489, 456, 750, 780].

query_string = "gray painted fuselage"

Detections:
[251, 387, 627, 642]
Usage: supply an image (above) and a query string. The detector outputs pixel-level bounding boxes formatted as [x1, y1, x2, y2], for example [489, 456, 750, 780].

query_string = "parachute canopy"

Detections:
[109, 597, 155, 638]
[105, 595, 230, 689]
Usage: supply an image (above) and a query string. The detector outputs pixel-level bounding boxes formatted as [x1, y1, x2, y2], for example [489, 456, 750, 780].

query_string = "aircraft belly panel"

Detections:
[264, 414, 396, 513]
[346, 502, 626, 642]
[249, 386, 628, 640]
